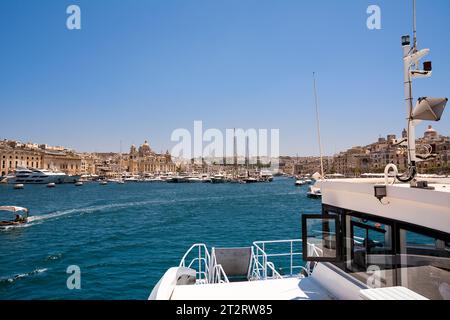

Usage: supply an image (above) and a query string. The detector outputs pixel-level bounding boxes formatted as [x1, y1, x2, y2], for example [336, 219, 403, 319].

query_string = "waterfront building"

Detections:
[41, 150, 82, 176]
[279, 156, 333, 176]
[0, 140, 43, 177]
[0, 139, 82, 176]
[127, 140, 176, 175]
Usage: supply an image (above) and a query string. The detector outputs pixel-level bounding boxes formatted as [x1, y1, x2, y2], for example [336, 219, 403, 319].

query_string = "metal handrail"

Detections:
[253, 239, 306, 279]
[179, 243, 211, 284]
[210, 264, 230, 284]
[179, 240, 324, 285]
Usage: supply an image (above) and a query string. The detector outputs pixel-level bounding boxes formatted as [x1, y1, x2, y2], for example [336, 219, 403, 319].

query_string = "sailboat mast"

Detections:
[313, 72, 325, 178]
[412, 0, 417, 52]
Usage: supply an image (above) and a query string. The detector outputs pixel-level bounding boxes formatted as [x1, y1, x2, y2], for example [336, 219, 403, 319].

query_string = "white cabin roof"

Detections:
[0, 206, 28, 213]
[321, 178, 450, 234]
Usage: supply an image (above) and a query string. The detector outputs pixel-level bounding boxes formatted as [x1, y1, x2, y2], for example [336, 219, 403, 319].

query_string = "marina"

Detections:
[0, 177, 316, 299]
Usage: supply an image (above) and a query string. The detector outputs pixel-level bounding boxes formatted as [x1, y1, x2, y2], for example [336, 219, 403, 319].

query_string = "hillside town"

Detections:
[280, 126, 449, 176]
[1, 126, 449, 179]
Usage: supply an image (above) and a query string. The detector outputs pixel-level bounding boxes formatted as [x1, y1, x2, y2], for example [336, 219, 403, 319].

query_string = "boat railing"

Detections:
[178, 240, 324, 284]
[209, 253, 230, 284]
[252, 239, 309, 280]
[179, 243, 211, 284]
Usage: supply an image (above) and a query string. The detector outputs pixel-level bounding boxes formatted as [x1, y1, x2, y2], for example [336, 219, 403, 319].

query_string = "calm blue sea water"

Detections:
[0, 178, 320, 300]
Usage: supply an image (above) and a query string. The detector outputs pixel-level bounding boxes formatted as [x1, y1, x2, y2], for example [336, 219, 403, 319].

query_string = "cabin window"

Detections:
[398, 229, 450, 300]
[345, 216, 395, 288]
[302, 214, 340, 262]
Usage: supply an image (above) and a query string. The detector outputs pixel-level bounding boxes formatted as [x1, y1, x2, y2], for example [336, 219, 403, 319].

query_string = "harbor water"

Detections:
[0, 178, 320, 299]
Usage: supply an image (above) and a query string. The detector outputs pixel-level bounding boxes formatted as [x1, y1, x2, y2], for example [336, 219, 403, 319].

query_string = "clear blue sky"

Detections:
[1, 0, 449, 156]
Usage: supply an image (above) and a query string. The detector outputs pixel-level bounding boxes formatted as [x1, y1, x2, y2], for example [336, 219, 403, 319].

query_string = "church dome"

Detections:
[139, 140, 152, 156]
[424, 125, 438, 138]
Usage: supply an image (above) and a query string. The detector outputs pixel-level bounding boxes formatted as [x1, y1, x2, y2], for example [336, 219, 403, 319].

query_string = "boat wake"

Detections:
[0, 223, 35, 232]
[2, 193, 293, 230]
[25, 200, 173, 223]
[0, 268, 48, 285]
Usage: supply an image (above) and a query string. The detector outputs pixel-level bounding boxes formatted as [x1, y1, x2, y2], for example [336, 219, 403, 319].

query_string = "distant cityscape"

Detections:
[281, 126, 450, 176]
[1, 125, 449, 178]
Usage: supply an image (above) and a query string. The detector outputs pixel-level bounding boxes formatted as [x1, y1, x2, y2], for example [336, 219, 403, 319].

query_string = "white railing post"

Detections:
[199, 246, 201, 280]
[290, 240, 293, 276]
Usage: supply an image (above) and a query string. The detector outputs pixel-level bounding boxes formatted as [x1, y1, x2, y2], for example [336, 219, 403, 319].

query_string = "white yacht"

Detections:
[5, 168, 68, 184]
[260, 171, 274, 182]
[307, 182, 322, 199]
[211, 174, 226, 184]
[187, 176, 203, 183]
[150, 3, 449, 300]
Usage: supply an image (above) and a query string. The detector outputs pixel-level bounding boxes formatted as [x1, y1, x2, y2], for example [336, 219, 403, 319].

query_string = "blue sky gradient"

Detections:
[1, 0, 449, 155]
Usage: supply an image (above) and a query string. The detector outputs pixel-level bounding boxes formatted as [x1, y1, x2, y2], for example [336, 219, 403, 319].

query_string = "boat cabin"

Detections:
[303, 178, 450, 300]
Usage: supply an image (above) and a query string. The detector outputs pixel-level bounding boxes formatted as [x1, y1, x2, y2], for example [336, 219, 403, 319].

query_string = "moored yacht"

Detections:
[5, 168, 68, 184]
[211, 173, 226, 184]
[187, 176, 203, 183]
[307, 182, 322, 199]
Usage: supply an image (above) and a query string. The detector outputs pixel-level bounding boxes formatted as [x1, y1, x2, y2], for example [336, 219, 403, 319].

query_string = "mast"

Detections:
[313, 72, 325, 178]
[397, 0, 447, 182]
[412, 0, 417, 52]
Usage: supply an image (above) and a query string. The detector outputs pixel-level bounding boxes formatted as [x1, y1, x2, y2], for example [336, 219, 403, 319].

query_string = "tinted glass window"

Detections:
[399, 229, 450, 300]
[304, 217, 338, 260]
[345, 216, 395, 288]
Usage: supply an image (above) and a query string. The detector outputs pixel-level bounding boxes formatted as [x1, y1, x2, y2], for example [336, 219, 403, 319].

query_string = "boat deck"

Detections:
[170, 277, 333, 300]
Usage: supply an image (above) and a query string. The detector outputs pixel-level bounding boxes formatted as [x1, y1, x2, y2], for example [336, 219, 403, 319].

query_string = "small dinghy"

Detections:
[47, 183, 56, 188]
[0, 206, 29, 227]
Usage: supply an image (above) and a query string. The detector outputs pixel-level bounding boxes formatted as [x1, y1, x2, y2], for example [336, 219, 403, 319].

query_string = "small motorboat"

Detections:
[0, 206, 29, 227]
[14, 184, 24, 190]
[295, 179, 306, 186]
[211, 174, 226, 184]
[75, 181, 83, 186]
[99, 181, 108, 185]
[306, 185, 322, 199]
[47, 183, 56, 188]
[244, 177, 258, 184]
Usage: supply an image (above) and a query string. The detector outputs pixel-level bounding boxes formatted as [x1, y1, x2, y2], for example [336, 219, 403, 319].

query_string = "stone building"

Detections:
[41, 150, 82, 175]
[415, 126, 450, 173]
[0, 139, 83, 176]
[0, 140, 43, 176]
[330, 126, 449, 176]
[127, 140, 176, 174]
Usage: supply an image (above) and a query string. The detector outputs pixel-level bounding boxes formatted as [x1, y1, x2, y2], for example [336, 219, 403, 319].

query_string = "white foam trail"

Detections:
[26, 200, 169, 223]
[0, 268, 48, 284]
[7, 193, 274, 227]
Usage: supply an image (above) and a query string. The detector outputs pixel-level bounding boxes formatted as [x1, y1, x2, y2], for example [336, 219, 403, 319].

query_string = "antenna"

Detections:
[313, 72, 325, 178]
[397, 0, 447, 183]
